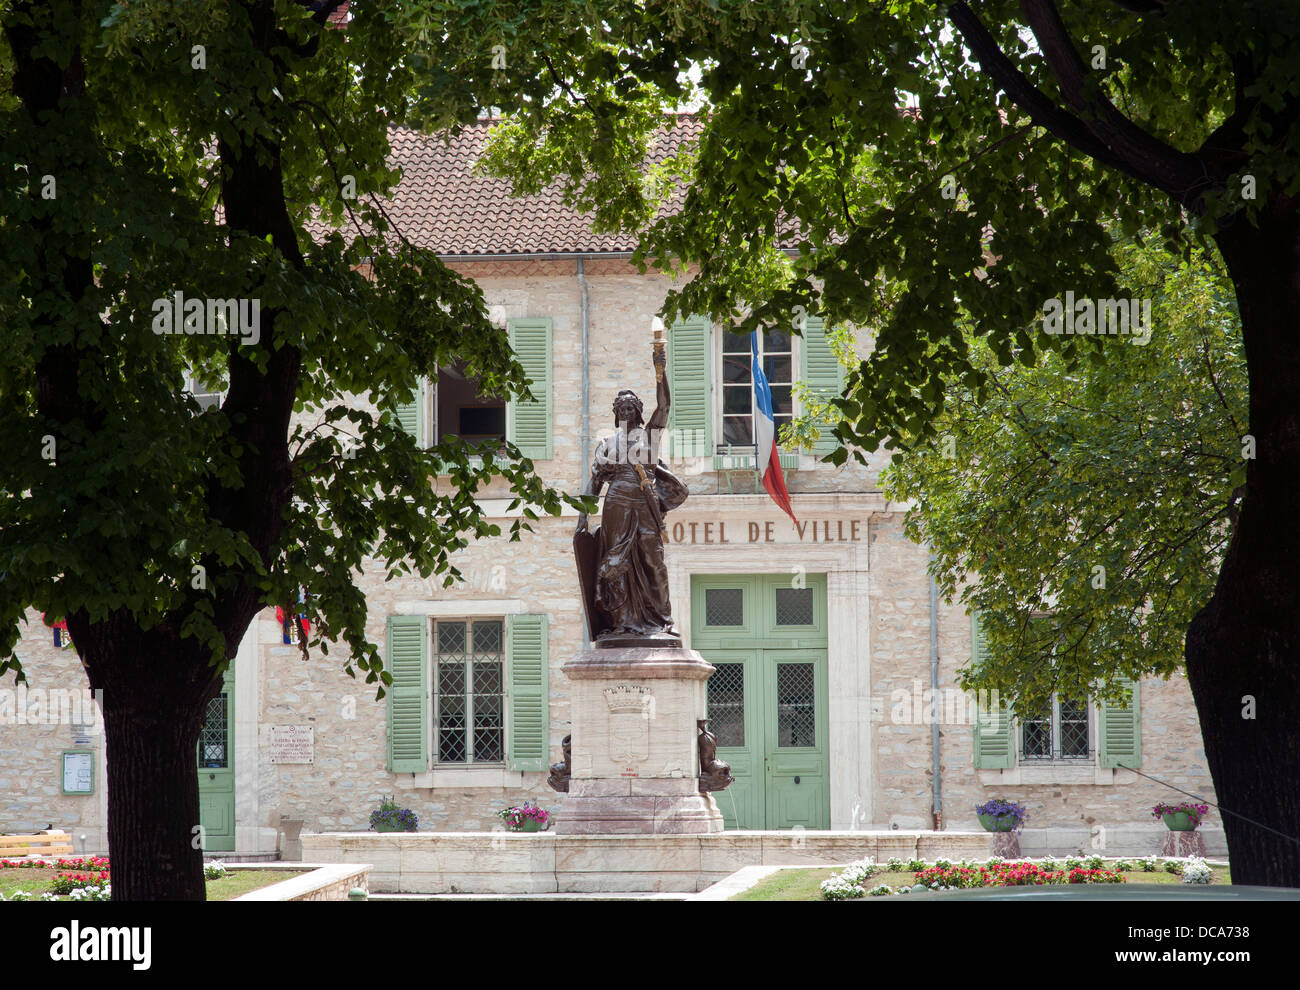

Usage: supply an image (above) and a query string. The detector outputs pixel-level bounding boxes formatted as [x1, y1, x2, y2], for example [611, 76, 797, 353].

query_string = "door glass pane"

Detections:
[707, 663, 745, 747]
[774, 587, 814, 625]
[198, 694, 228, 768]
[705, 588, 744, 626]
[775, 663, 815, 747]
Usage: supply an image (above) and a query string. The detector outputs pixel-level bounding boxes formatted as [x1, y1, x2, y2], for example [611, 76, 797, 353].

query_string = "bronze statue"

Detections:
[574, 340, 688, 646]
[547, 734, 571, 793]
[697, 719, 733, 793]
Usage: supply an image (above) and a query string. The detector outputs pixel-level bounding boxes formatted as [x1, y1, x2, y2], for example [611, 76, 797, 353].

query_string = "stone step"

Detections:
[203, 851, 281, 863]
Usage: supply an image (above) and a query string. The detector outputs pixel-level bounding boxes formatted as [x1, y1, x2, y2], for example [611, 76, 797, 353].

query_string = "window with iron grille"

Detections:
[1021, 694, 1090, 761]
[433, 619, 504, 764]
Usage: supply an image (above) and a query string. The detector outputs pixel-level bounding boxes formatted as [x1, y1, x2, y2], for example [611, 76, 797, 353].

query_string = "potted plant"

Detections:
[369, 798, 418, 833]
[1153, 801, 1208, 831]
[975, 798, 1027, 833]
[497, 801, 550, 833]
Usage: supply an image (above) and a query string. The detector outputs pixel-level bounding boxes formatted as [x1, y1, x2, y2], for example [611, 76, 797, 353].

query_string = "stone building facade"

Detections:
[0, 122, 1222, 858]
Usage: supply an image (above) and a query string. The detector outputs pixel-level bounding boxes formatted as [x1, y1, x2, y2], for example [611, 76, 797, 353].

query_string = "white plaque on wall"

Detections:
[268, 725, 315, 764]
[61, 750, 94, 795]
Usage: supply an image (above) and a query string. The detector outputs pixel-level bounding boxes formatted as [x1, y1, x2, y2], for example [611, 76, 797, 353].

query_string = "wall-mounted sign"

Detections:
[667, 518, 864, 545]
[61, 750, 94, 795]
[268, 725, 314, 765]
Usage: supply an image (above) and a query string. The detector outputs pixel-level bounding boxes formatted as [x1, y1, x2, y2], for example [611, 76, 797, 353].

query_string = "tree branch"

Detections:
[1018, 0, 1216, 205]
[946, 2, 1216, 210]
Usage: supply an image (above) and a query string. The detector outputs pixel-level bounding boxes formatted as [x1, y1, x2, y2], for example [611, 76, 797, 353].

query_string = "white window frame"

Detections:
[712, 326, 801, 456]
[431, 617, 506, 768]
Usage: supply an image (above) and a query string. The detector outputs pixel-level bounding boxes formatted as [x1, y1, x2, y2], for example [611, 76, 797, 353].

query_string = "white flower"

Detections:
[1182, 857, 1213, 885]
[868, 884, 896, 897]
[819, 876, 865, 901]
[838, 857, 877, 886]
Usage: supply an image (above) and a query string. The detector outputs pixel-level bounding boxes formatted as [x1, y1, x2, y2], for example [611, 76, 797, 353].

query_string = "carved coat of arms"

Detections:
[605, 684, 653, 764]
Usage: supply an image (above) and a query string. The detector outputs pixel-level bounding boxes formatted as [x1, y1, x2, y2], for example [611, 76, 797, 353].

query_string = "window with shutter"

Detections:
[392, 381, 426, 448]
[506, 613, 549, 771]
[1098, 677, 1142, 769]
[506, 317, 553, 460]
[667, 315, 711, 459]
[386, 615, 428, 773]
[433, 361, 506, 450]
[970, 611, 1015, 769]
[799, 316, 843, 456]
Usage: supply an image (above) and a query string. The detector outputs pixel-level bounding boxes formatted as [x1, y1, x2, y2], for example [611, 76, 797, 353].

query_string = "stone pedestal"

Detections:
[990, 832, 1021, 859]
[557, 646, 724, 835]
[1159, 830, 1206, 859]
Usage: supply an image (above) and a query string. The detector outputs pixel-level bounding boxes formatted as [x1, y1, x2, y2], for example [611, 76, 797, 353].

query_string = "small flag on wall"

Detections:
[751, 330, 798, 524]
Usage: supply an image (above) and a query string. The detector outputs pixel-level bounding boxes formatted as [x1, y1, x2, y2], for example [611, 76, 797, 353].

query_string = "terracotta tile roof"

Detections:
[320, 115, 704, 257]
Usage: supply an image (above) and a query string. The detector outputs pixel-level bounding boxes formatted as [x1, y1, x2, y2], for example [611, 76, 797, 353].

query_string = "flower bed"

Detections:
[0, 857, 109, 870]
[0, 857, 111, 899]
[820, 859, 1129, 899]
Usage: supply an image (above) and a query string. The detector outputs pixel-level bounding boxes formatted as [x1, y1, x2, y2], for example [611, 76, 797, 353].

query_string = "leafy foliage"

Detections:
[883, 239, 1245, 711]
[0, 0, 593, 691]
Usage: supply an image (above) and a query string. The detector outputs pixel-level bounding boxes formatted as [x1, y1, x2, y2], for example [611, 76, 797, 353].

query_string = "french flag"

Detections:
[751, 330, 798, 525]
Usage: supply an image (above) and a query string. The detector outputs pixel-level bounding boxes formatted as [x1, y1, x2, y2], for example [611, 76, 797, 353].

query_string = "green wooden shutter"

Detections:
[507, 317, 553, 460]
[393, 381, 425, 447]
[506, 613, 549, 771]
[1098, 677, 1142, 769]
[971, 611, 1015, 769]
[386, 615, 428, 773]
[800, 316, 843, 456]
[667, 315, 711, 458]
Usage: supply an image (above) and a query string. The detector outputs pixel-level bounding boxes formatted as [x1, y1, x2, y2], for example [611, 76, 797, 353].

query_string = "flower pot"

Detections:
[1161, 812, 1198, 832]
[510, 819, 547, 833]
[978, 813, 1018, 833]
[372, 822, 408, 833]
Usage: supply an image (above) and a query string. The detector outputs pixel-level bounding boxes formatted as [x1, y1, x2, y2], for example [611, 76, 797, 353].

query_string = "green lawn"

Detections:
[0, 867, 306, 901]
[732, 864, 1232, 901]
[731, 868, 839, 901]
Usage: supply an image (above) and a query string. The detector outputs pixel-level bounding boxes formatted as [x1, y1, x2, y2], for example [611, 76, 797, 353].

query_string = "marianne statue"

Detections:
[574, 339, 688, 645]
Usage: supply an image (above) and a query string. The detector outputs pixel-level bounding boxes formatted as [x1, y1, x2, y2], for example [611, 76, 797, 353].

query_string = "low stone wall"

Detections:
[1018, 826, 1228, 858]
[300, 831, 991, 894]
[230, 863, 370, 901]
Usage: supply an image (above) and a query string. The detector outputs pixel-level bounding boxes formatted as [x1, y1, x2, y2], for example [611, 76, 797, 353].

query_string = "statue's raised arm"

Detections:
[647, 340, 669, 462]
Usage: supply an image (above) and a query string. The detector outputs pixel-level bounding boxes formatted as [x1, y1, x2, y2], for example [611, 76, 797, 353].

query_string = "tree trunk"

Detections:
[89, 636, 222, 901]
[1186, 215, 1300, 887]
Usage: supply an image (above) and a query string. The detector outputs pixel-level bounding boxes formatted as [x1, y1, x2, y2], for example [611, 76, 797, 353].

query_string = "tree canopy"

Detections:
[1, 0, 586, 692]
[882, 237, 1245, 711]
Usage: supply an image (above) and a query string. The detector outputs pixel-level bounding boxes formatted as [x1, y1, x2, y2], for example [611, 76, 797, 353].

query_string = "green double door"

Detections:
[693, 574, 830, 830]
[197, 672, 235, 852]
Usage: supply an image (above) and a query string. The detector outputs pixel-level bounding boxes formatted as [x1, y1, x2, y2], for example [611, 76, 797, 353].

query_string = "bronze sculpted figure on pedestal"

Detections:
[547, 734, 571, 793]
[574, 340, 688, 646]
[697, 719, 733, 793]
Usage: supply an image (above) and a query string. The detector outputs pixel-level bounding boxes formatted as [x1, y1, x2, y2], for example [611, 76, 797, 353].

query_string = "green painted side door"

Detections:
[763, 649, 830, 829]
[197, 672, 235, 852]
[693, 573, 830, 830]
[698, 648, 762, 829]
